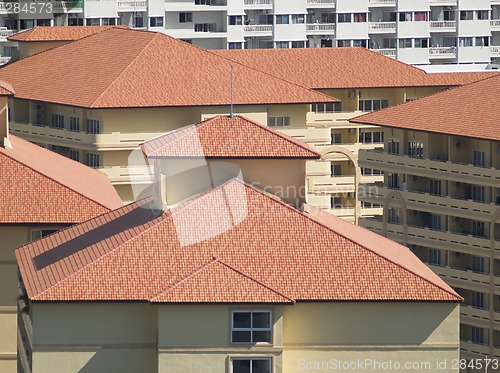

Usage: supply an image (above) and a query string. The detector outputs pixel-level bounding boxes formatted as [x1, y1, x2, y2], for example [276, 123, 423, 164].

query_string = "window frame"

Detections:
[231, 310, 272, 344]
[179, 12, 193, 23]
[86, 118, 100, 134]
[267, 116, 291, 127]
[51, 114, 64, 130]
[231, 357, 272, 373]
[69, 116, 80, 132]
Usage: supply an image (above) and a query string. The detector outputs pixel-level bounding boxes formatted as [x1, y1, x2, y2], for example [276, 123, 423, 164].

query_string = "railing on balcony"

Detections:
[491, 46, 500, 56]
[429, 20, 457, 29]
[0, 56, 10, 65]
[372, 48, 396, 58]
[0, 29, 15, 40]
[429, 0, 457, 5]
[306, 23, 335, 33]
[368, 0, 396, 5]
[368, 22, 396, 32]
[243, 0, 272, 7]
[306, 0, 335, 5]
[491, 20, 500, 28]
[308, 175, 355, 194]
[117, 0, 147, 9]
[52, 0, 84, 11]
[429, 46, 457, 57]
[243, 25, 273, 33]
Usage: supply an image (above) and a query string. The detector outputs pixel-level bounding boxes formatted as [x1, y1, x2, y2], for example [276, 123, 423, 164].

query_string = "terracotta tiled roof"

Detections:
[16, 178, 460, 303]
[214, 47, 498, 89]
[0, 135, 123, 223]
[350, 74, 500, 141]
[7, 25, 127, 42]
[141, 115, 320, 159]
[0, 28, 336, 108]
[0, 79, 14, 95]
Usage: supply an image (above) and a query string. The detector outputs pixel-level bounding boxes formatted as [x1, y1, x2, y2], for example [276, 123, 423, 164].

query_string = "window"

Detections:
[360, 99, 389, 112]
[291, 15, 305, 24]
[475, 37, 489, 47]
[429, 179, 442, 196]
[134, 16, 144, 28]
[353, 13, 366, 23]
[398, 38, 412, 48]
[383, 38, 396, 49]
[291, 41, 305, 48]
[313, 102, 341, 113]
[51, 114, 64, 130]
[20, 19, 35, 29]
[460, 11, 473, 21]
[68, 18, 84, 26]
[332, 132, 342, 145]
[69, 116, 80, 132]
[259, 15, 273, 25]
[471, 327, 484, 344]
[408, 141, 424, 158]
[150, 17, 164, 27]
[414, 12, 428, 21]
[86, 153, 100, 168]
[472, 185, 485, 202]
[383, 12, 396, 22]
[459, 37, 473, 47]
[37, 19, 51, 27]
[232, 358, 272, 373]
[429, 214, 442, 231]
[388, 139, 399, 155]
[337, 13, 351, 23]
[267, 116, 291, 127]
[337, 40, 350, 47]
[87, 119, 100, 134]
[414, 38, 428, 48]
[472, 257, 485, 274]
[275, 15, 289, 24]
[232, 311, 271, 343]
[360, 130, 384, 144]
[195, 0, 213, 4]
[388, 173, 399, 189]
[477, 10, 489, 20]
[228, 42, 243, 49]
[472, 221, 486, 238]
[229, 16, 243, 25]
[388, 207, 399, 224]
[331, 195, 342, 209]
[179, 13, 193, 23]
[399, 12, 412, 22]
[322, 13, 335, 23]
[331, 164, 342, 176]
[275, 41, 289, 48]
[102, 18, 116, 26]
[30, 229, 58, 242]
[444, 10, 455, 21]
[473, 150, 485, 167]
[69, 149, 80, 162]
[429, 248, 441, 265]
[352, 39, 367, 48]
[195, 23, 216, 32]
[86, 18, 100, 26]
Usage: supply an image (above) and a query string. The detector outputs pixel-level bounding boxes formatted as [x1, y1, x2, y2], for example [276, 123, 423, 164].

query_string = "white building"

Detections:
[1, 0, 500, 65]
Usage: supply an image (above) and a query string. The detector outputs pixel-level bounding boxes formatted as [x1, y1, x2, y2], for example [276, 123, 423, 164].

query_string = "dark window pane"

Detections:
[232, 331, 251, 343]
[233, 359, 251, 373]
[233, 312, 251, 328]
[253, 330, 271, 342]
[253, 359, 271, 373]
[252, 312, 270, 328]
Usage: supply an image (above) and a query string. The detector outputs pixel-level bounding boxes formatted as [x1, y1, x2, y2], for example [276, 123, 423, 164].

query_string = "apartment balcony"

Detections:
[429, 0, 457, 6]
[460, 341, 499, 360]
[0, 56, 10, 65]
[491, 46, 500, 57]
[368, 0, 396, 7]
[52, 0, 83, 13]
[429, 46, 457, 59]
[0, 28, 15, 41]
[306, 23, 335, 35]
[277, 126, 331, 145]
[10, 121, 166, 151]
[368, 22, 396, 34]
[327, 207, 356, 222]
[308, 175, 355, 194]
[117, 0, 147, 11]
[371, 48, 396, 58]
[165, 1, 227, 12]
[99, 165, 154, 185]
[460, 305, 500, 329]
[306, 0, 335, 9]
[243, 24, 273, 36]
[360, 219, 498, 259]
[243, 0, 272, 9]
[492, 20, 500, 31]
[306, 111, 364, 128]
[428, 264, 498, 293]
[429, 20, 457, 32]
[359, 150, 500, 188]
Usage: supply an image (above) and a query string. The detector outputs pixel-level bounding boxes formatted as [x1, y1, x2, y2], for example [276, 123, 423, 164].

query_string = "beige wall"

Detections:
[15, 41, 69, 60]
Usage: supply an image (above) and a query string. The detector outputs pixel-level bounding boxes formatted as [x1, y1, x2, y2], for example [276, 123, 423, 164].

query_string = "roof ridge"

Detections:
[302, 206, 461, 301]
[150, 257, 295, 303]
[0, 137, 117, 213]
[89, 29, 158, 108]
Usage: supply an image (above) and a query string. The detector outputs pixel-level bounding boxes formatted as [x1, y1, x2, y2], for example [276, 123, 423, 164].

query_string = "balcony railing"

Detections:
[243, 0, 272, 7]
[429, 20, 457, 30]
[306, 0, 335, 5]
[368, 0, 396, 6]
[491, 20, 500, 29]
[308, 175, 355, 194]
[0, 56, 10, 65]
[0, 29, 15, 40]
[429, 0, 457, 5]
[306, 23, 335, 33]
[372, 48, 396, 58]
[491, 46, 500, 56]
[117, 0, 147, 9]
[277, 126, 331, 145]
[99, 165, 154, 185]
[52, 1, 84, 11]
[429, 46, 457, 58]
[368, 22, 396, 32]
[243, 25, 272, 33]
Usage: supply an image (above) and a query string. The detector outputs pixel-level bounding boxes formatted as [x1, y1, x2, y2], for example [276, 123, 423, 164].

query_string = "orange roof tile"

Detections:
[141, 115, 320, 159]
[350, 74, 500, 141]
[7, 25, 127, 42]
[214, 47, 498, 89]
[0, 135, 123, 223]
[0, 79, 14, 95]
[0, 28, 336, 108]
[16, 178, 460, 303]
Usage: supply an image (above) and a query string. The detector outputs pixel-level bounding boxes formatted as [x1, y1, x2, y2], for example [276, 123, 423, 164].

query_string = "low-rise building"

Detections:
[351, 73, 500, 359]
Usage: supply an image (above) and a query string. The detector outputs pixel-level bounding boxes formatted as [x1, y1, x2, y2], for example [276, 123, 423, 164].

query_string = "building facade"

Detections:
[1, 0, 500, 66]
[351, 74, 500, 359]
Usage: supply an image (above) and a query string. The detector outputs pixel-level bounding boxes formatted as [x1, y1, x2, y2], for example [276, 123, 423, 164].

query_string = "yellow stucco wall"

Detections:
[16, 41, 69, 60]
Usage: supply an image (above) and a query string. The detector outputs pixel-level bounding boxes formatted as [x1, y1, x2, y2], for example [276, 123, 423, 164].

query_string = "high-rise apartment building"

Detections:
[352, 74, 500, 359]
[1, 0, 500, 66]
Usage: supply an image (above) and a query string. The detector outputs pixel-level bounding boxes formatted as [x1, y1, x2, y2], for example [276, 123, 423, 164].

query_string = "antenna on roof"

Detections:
[229, 65, 234, 118]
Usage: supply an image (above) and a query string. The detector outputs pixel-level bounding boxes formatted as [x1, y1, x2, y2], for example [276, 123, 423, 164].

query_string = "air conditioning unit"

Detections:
[455, 182, 462, 187]
[35, 113, 43, 121]
[34, 103, 44, 112]
[412, 175, 419, 181]
[50, 145, 57, 151]
[454, 140, 463, 149]
[454, 216, 462, 223]
[454, 252, 462, 258]
[411, 210, 419, 216]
